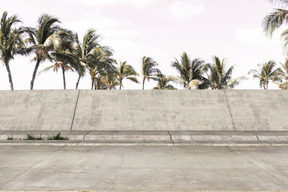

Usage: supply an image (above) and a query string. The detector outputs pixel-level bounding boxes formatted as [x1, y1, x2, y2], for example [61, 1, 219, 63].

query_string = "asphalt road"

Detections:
[0, 145, 287, 191]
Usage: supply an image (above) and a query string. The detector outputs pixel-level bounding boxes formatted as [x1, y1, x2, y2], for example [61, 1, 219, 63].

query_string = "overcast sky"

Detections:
[0, 0, 287, 90]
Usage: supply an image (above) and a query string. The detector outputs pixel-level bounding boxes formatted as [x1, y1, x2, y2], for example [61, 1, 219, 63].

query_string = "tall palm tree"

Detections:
[38, 30, 80, 89]
[248, 60, 282, 89]
[171, 52, 207, 89]
[153, 73, 177, 90]
[0, 11, 25, 90]
[203, 56, 245, 90]
[116, 61, 139, 90]
[25, 14, 61, 90]
[141, 56, 160, 90]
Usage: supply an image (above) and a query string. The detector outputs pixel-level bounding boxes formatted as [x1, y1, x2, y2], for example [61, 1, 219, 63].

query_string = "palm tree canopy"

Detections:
[171, 52, 206, 89]
[25, 14, 60, 45]
[0, 11, 25, 64]
[117, 61, 139, 88]
[248, 60, 283, 89]
[142, 56, 161, 81]
[263, 8, 288, 37]
[204, 56, 246, 90]
[153, 73, 177, 90]
[101, 74, 120, 90]
[72, 29, 116, 90]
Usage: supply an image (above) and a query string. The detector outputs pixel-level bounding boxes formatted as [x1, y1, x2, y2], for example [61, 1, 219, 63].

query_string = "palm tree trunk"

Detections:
[119, 80, 122, 90]
[264, 81, 268, 90]
[142, 77, 145, 90]
[75, 74, 81, 89]
[30, 59, 41, 90]
[91, 78, 94, 90]
[62, 67, 66, 90]
[4, 63, 14, 90]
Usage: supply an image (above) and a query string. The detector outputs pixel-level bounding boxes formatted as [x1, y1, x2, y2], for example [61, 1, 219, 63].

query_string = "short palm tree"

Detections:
[141, 56, 160, 90]
[171, 52, 207, 89]
[278, 59, 288, 89]
[0, 11, 25, 90]
[153, 73, 177, 90]
[248, 60, 283, 89]
[101, 74, 119, 90]
[116, 61, 139, 90]
[25, 14, 61, 90]
[203, 56, 245, 90]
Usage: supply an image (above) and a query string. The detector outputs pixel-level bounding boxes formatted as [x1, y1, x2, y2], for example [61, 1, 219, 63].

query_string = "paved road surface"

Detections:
[0, 145, 287, 191]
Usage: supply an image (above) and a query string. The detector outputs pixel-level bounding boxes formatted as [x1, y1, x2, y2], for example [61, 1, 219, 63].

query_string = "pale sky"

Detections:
[0, 0, 287, 90]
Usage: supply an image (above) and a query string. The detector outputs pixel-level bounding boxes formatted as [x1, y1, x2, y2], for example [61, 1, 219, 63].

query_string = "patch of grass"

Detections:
[48, 132, 69, 140]
[7, 136, 14, 140]
[25, 134, 42, 140]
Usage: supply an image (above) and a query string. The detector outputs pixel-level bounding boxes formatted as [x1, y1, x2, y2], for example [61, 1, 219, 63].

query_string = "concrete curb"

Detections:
[1, 131, 288, 146]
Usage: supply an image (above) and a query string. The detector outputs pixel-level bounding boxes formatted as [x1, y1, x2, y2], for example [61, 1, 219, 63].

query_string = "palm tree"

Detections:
[153, 73, 177, 90]
[38, 30, 80, 89]
[171, 52, 207, 89]
[101, 74, 119, 90]
[141, 56, 160, 90]
[263, 8, 288, 37]
[94, 76, 108, 90]
[73, 29, 115, 90]
[248, 60, 282, 89]
[116, 61, 139, 90]
[25, 14, 61, 90]
[278, 59, 288, 89]
[0, 11, 25, 90]
[203, 56, 245, 90]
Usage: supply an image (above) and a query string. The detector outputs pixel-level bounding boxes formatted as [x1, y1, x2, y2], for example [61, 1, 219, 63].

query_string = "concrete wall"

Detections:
[0, 90, 79, 131]
[0, 90, 287, 131]
[73, 90, 234, 131]
[226, 90, 288, 131]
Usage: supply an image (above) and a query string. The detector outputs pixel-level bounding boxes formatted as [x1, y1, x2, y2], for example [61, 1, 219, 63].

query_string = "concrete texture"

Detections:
[0, 90, 79, 131]
[73, 90, 234, 130]
[0, 145, 287, 191]
[1, 131, 288, 146]
[226, 90, 288, 131]
[0, 90, 288, 131]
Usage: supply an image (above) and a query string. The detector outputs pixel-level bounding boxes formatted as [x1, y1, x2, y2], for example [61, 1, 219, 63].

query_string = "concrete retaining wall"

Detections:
[0, 90, 79, 131]
[73, 90, 234, 131]
[0, 90, 287, 131]
[226, 90, 288, 131]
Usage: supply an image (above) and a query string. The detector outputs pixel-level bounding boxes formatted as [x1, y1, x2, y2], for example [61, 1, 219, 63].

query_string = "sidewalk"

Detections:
[1, 130, 288, 146]
[0, 145, 287, 191]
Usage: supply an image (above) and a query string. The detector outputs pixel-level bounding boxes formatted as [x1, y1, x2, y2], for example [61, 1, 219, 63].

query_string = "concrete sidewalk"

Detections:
[1, 131, 288, 146]
[0, 145, 287, 191]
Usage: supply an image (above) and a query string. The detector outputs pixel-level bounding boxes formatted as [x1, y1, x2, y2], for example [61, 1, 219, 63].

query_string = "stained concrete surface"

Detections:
[72, 90, 234, 131]
[0, 90, 79, 131]
[0, 146, 287, 191]
[1, 90, 288, 131]
[226, 90, 288, 131]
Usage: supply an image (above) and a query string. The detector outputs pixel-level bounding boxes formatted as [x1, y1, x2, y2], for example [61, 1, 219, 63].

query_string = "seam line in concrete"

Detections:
[230, 146, 285, 185]
[167, 131, 175, 146]
[256, 135, 260, 141]
[83, 131, 91, 141]
[70, 90, 80, 131]
[224, 90, 236, 131]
